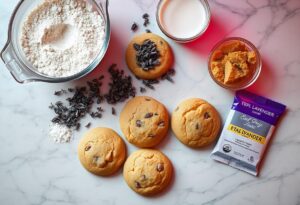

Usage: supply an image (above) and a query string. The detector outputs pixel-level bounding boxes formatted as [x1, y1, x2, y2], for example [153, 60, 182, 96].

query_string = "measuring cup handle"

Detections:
[1, 43, 37, 83]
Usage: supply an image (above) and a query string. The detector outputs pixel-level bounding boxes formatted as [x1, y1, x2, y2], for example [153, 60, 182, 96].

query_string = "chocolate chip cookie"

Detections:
[126, 33, 173, 80]
[123, 149, 173, 196]
[171, 98, 221, 148]
[120, 96, 169, 148]
[78, 127, 126, 176]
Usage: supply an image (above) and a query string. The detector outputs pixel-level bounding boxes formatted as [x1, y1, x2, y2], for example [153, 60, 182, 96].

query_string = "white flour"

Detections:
[49, 123, 73, 143]
[21, 0, 106, 77]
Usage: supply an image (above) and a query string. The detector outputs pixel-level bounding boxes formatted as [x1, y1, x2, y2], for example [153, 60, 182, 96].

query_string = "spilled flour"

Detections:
[20, 0, 106, 77]
[49, 123, 73, 143]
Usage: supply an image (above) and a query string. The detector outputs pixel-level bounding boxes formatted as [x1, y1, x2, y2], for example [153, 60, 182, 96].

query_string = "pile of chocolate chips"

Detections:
[134, 39, 161, 71]
[49, 64, 136, 130]
[105, 64, 136, 104]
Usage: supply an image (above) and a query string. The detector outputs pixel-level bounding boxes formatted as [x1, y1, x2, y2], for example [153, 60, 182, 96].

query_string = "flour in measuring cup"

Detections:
[20, 0, 106, 77]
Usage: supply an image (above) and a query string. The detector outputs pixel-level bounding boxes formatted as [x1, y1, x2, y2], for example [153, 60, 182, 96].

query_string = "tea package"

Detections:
[211, 90, 286, 176]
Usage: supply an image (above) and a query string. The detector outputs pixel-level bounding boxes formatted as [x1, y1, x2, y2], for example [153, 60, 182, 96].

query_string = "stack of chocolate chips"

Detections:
[134, 39, 161, 71]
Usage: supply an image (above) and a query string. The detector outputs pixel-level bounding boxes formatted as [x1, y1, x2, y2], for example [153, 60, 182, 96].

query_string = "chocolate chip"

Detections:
[85, 145, 91, 151]
[135, 181, 141, 188]
[85, 122, 91, 128]
[195, 123, 199, 130]
[204, 112, 210, 119]
[157, 163, 164, 172]
[154, 113, 158, 116]
[145, 29, 151, 33]
[112, 107, 116, 115]
[145, 98, 151, 101]
[158, 121, 165, 127]
[131, 22, 138, 32]
[144, 112, 153, 118]
[136, 120, 142, 127]
[142, 13, 149, 19]
[140, 87, 146, 93]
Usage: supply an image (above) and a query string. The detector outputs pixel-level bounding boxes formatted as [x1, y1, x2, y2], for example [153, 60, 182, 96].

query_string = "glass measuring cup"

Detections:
[1, 0, 110, 83]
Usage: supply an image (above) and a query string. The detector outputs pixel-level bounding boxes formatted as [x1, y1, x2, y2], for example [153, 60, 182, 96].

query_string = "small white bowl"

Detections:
[156, 0, 211, 43]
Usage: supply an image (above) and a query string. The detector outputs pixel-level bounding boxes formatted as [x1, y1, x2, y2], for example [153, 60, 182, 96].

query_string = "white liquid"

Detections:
[160, 0, 208, 39]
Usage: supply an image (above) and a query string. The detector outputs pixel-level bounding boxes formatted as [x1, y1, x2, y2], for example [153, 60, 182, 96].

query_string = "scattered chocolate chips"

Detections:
[90, 111, 102, 118]
[195, 123, 199, 130]
[97, 107, 104, 112]
[142, 13, 150, 27]
[161, 69, 176, 83]
[49, 64, 138, 132]
[85, 145, 91, 151]
[131, 22, 138, 32]
[156, 163, 164, 172]
[135, 181, 141, 188]
[136, 120, 142, 127]
[50, 86, 94, 128]
[134, 39, 161, 71]
[145, 29, 151, 33]
[142, 79, 159, 90]
[204, 112, 210, 119]
[105, 64, 136, 104]
[112, 107, 116, 115]
[143, 19, 150, 27]
[144, 112, 153, 118]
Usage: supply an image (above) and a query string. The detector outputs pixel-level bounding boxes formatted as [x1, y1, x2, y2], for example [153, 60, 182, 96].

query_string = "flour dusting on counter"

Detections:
[49, 123, 72, 143]
[20, 0, 106, 77]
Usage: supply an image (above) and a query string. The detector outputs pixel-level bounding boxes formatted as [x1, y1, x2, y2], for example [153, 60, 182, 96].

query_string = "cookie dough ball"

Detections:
[171, 98, 221, 148]
[123, 149, 173, 196]
[120, 96, 169, 148]
[126, 33, 173, 80]
[78, 127, 126, 176]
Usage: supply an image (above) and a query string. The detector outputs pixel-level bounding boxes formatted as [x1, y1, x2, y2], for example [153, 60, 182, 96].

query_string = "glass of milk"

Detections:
[156, 0, 211, 43]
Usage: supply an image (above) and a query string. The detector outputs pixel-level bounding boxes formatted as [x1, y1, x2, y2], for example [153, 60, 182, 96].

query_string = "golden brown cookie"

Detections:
[120, 96, 169, 148]
[126, 33, 173, 80]
[171, 98, 221, 148]
[123, 149, 173, 196]
[78, 127, 126, 176]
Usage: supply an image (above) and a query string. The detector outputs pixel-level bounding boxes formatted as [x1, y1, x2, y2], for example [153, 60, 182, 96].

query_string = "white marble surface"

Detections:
[1, 0, 300, 204]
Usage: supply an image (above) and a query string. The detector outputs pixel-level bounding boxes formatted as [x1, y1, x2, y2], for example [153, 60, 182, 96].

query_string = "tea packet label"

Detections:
[211, 90, 286, 176]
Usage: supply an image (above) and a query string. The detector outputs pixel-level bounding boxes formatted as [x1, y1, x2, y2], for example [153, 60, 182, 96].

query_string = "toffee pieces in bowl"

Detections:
[123, 149, 173, 196]
[126, 33, 173, 80]
[119, 96, 169, 148]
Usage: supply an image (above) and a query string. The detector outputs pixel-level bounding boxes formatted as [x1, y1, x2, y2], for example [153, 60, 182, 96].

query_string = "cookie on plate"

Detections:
[171, 98, 221, 148]
[126, 33, 173, 80]
[123, 149, 173, 196]
[78, 127, 126, 176]
[120, 96, 169, 148]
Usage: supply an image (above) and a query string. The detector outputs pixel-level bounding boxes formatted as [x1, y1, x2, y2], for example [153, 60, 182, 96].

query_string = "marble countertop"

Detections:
[1, 0, 300, 204]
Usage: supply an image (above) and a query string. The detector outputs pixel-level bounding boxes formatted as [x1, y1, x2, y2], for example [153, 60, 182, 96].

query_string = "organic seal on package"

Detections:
[211, 90, 286, 176]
